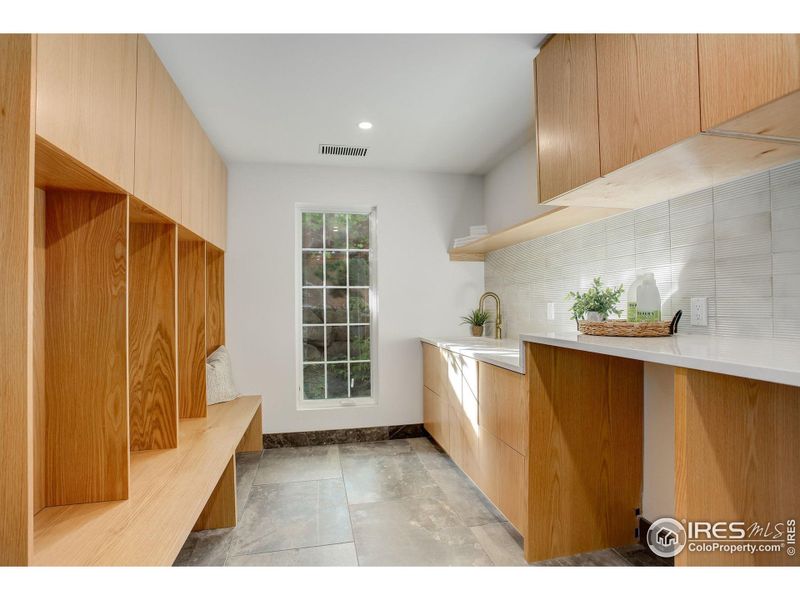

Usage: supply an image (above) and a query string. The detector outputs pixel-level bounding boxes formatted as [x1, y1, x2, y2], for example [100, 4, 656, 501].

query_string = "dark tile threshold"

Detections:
[263, 423, 426, 448]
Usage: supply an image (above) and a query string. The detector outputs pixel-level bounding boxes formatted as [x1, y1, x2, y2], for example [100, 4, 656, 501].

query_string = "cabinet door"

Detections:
[478, 362, 528, 456]
[596, 34, 700, 175]
[535, 34, 601, 202]
[206, 150, 228, 250]
[134, 35, 183, 222]
[699, 34, 800, 130]
[36, 34, 137, 191]
[180, 104, 210, 238]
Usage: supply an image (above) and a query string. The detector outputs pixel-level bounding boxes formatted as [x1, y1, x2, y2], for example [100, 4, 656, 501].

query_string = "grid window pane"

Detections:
[303, 326, 324, 362]
[302, 251, 323, 285]
[303, 288, 324, 324]
[325, 288, 347, 323]
[349, 252, 370, 287]
[301, 209, 374, 403]
[349, 288, 369, 323]
[303, 364, 325, 399]
[325, 213, 347, 249]
[349, 213, 370, 249]
[302, 213, 324, 248]
[325, 325, 348, 361]
[351, 363, 370, 397]
[326, 364, 349, 398]
[325, 251, 347, 286]
[349, 325, 370, 360]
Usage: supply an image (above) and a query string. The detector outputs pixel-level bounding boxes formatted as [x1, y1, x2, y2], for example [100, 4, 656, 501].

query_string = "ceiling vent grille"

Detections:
[319, 144, 369, 157]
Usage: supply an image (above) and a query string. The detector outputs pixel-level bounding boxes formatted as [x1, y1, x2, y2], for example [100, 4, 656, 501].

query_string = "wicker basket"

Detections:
[578, 319, 673, 337]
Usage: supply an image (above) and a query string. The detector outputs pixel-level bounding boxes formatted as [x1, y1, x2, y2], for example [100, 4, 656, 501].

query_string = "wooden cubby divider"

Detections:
[44, 189, 129, 506]
[128, 215, 178, 451]
[206, 244, 225, 356]
[178, 235, 207, 418]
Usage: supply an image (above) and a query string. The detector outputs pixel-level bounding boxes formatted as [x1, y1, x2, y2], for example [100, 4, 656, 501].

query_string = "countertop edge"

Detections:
[421, 334, 800, 388]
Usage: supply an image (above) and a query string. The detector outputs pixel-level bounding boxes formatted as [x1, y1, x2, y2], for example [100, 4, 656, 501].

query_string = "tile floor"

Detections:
[174, 437, 669, 567]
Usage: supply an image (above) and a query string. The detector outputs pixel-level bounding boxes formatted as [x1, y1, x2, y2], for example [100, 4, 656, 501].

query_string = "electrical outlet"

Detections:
[547, 302, 555, 321]
[691, 297, 708, 327]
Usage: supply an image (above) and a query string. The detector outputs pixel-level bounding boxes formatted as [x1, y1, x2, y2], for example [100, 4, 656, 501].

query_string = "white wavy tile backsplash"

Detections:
[485, 160, 800, 340]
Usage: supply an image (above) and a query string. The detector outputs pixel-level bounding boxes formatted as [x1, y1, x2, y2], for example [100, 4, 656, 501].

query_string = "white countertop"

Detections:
[422, 332, 800, 387]
[419, 337, 524, 374]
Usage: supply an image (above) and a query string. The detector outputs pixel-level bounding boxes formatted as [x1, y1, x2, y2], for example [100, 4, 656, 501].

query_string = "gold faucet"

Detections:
[479, 291, 502, 339]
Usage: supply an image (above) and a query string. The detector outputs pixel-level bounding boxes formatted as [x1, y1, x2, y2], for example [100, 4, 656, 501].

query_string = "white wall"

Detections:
[642, 363, 675, 521]
[482, 139, 553, 233]
[226, 163, 485, 434]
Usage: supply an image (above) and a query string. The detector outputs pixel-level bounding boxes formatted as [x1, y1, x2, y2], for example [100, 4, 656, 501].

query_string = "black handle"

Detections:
[669, 310, 683, 335]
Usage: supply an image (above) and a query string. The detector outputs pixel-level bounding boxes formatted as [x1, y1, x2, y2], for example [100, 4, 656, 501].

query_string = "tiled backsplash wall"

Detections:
[485, 160, 800, 340]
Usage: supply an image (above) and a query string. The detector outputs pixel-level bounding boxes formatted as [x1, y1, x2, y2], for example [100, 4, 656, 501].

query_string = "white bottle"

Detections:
[626, 272, 646, 322]
[636, 273, 662, 322]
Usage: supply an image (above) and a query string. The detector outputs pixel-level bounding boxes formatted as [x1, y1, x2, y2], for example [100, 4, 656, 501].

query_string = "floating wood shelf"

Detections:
[448, 206, 625, 261]
[33, 395, 262, 566]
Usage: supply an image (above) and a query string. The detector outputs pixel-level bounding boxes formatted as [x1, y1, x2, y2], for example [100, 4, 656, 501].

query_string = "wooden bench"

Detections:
[33, 395, 262, 566]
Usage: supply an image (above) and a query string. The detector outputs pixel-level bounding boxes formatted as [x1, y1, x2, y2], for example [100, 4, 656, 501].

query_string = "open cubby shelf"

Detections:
[27, 185, 260, 566]
[33, 397, 263, 566]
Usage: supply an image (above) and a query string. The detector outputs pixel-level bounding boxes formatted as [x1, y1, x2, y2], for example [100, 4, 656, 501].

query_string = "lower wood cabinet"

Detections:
[421, 343, 528, 533]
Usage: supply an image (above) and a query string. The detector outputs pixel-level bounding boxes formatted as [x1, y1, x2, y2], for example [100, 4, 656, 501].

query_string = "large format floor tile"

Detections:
[426, 464, 504, 527]
[340, 441, 440, 504]
[228, 478, 353, 557]
[174, 436, 661, 567]
[349, 496, 493, 566]
[253, 445, 341, 485]
[236, 452, 261, 513]
[226, 543, 358, 566]
[470, 522, 527, 566]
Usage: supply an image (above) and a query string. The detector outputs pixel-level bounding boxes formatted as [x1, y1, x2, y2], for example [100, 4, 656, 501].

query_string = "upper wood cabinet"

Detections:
[535, 34, 601, 203]
[134, 35, 183, 222]
[36, 35, 137, 191]
[181, 104, 210, 238]
[699, 34, 800, 131]
[206, 151, 228, 250]
[596, 34, 700, 175]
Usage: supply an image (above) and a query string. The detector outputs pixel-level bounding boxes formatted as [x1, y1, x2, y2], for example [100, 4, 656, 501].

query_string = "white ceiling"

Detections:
[148, 34, 548, 175]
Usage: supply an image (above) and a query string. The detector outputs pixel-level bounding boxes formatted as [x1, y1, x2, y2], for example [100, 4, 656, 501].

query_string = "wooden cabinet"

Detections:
[422, 343, 448, 450]
[596, 34, 700, 175]
[36, 34, 137, 191]
[134, 35, 183, 222]
[699, 34, 800, 131]
[420, 343, 528, 534]
[181, 105, 210, 238]
[205, 151, 228, 250]
[478, 362, 528, 455]
[535, 34, 601, 202]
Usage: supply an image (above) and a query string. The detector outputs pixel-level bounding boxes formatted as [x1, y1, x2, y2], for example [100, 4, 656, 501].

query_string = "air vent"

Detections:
[319, 144, 369, 157]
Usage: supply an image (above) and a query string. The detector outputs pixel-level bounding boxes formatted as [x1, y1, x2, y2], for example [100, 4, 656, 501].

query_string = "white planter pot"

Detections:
[584, 311, 605, 322]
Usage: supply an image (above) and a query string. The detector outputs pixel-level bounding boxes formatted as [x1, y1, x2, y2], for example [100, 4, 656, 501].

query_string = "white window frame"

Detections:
[295, 205, 379, 410]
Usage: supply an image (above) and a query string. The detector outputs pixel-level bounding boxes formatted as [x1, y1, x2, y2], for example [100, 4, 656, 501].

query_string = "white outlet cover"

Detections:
[691, 297, 708, 327]
[547, 302, 555, 321]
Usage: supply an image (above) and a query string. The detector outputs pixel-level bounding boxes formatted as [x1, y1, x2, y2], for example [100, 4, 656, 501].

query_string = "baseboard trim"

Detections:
[262, 423, 426, 448]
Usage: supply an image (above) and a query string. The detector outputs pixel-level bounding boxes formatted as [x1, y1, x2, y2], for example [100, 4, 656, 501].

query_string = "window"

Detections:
[297, 208, 377, 407]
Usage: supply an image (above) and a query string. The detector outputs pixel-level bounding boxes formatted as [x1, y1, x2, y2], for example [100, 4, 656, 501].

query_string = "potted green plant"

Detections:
[566, 277, 624, 324]
[460, 308, 490, 337]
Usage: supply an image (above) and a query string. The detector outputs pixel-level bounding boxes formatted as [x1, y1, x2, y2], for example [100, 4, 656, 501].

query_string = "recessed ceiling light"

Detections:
[358, 121, 373, 130]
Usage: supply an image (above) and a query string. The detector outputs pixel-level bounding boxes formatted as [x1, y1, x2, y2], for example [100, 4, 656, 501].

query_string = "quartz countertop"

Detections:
[422, 331, 800, 387]
[419, 337, 524, 374]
